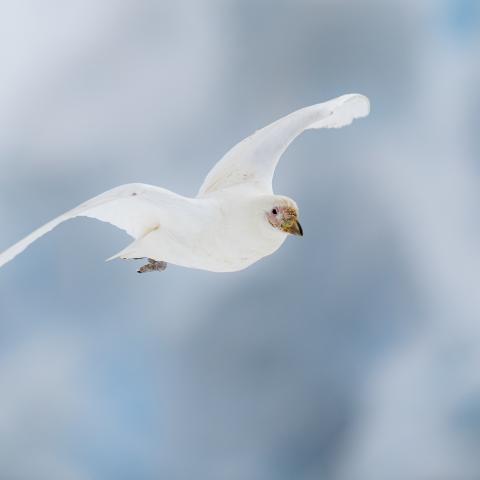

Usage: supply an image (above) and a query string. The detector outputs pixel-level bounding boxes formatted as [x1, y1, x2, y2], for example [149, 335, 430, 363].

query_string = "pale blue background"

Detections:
[0, 1, 479, 479]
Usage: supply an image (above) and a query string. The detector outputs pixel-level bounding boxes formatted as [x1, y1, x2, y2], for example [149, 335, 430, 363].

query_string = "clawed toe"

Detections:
[137, 258, 168, 273]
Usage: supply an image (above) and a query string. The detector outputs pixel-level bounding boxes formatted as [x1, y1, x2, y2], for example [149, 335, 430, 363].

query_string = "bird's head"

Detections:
[264, 196, 303, 237]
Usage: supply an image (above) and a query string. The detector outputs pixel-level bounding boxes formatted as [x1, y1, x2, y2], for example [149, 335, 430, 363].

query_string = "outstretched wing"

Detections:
[0, 183, 186, 268]
[198, 94, 370, 196]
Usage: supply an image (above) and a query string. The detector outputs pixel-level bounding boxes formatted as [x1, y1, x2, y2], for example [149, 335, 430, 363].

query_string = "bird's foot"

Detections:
[137, 258, 168, 274]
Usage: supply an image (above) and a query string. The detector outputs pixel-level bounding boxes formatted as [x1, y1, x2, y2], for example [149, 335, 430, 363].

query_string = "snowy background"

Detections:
[1, 1, 480, 479]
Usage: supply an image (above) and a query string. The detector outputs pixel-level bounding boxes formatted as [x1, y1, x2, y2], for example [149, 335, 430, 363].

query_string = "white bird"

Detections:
[0, 94, 369, 273]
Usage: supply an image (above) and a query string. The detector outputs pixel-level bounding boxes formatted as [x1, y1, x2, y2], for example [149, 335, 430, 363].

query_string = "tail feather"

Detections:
[105, 225, 160, 262]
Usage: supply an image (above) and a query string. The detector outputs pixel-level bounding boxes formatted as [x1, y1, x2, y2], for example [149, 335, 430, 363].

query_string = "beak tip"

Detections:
[298, 222, 303, 237]
[282, 218, 303, 237]
[292, 220, 303, 237]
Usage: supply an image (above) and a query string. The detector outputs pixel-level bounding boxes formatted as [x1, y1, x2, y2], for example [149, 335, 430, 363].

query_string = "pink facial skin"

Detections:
[266, 206, 303, 236]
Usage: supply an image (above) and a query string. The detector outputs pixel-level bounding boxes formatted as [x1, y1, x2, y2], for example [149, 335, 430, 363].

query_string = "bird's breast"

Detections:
[201, 218, 286, 272]
[153, 197, 287, 272]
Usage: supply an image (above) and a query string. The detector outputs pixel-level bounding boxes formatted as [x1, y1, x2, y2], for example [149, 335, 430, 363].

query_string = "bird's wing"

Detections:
[198, 94, 370, 196]
[0, 183, 187, 268]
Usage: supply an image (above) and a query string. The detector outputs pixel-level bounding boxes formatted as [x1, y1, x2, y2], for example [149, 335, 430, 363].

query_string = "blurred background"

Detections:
[0, 0, 479, 479]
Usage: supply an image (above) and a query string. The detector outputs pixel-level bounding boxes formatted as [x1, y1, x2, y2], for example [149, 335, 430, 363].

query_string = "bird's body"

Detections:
[0, 94, 370, 273]
[114, 185, 289, 272]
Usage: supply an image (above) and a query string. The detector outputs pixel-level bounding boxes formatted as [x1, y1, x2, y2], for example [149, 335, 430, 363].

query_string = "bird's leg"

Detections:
[137, 258, 168, 274]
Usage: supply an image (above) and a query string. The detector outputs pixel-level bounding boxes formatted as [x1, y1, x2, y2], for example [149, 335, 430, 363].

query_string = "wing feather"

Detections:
[198, 94, 370, 196]
[0, 183, 184, 268]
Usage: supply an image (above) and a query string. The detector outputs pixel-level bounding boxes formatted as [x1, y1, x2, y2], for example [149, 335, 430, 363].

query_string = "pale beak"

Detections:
[283, 218, 303, 236]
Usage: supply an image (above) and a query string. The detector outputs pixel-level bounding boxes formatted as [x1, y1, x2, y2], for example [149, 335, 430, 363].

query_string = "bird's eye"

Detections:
[272, 208, 278, 215]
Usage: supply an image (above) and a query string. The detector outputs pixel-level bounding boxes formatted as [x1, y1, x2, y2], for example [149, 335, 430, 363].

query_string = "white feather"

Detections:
[0, 183, 192, 268]
[198, 94, 370, 196]
[0, 94, 370, 273]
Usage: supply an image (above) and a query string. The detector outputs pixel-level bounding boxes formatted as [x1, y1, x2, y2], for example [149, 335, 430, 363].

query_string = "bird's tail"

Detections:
[105, 225, 160, 262]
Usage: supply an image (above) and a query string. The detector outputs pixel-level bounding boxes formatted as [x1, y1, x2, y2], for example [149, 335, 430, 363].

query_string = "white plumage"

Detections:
[0, 94, 370, 273]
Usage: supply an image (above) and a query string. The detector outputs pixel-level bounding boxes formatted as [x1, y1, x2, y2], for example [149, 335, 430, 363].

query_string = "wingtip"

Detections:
[311, 93, 370, 130]
[355, 94, 370, 118]
[339, 93, 370, 119]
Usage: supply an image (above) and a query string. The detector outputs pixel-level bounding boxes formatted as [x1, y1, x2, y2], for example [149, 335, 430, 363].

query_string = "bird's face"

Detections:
[266, 200, 303, 237]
